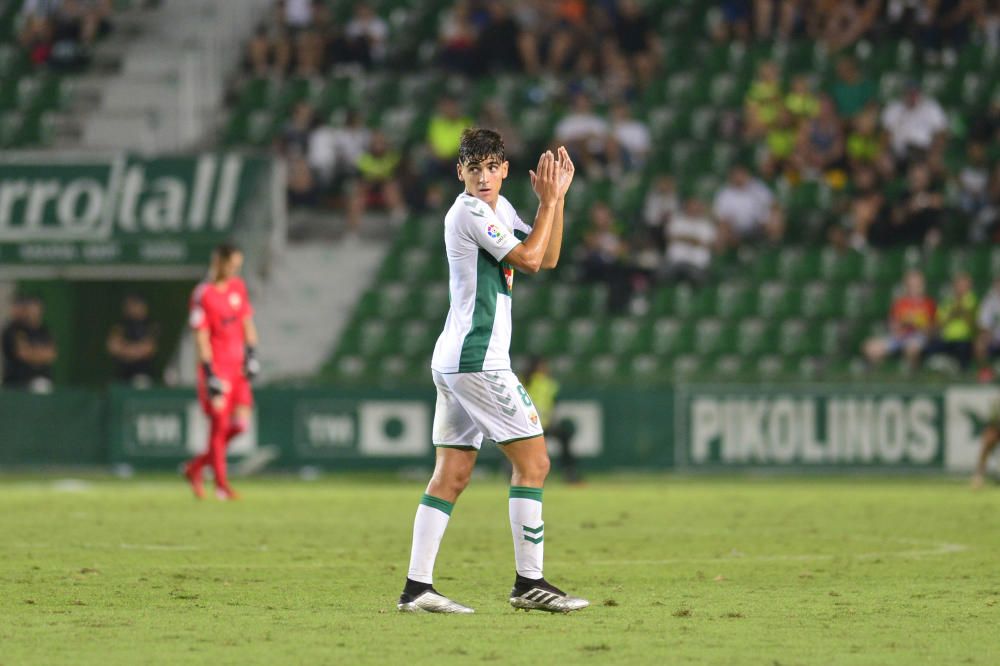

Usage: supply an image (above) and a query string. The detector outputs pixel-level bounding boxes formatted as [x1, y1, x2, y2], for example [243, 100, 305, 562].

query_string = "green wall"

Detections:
[14, 280, 196, 386]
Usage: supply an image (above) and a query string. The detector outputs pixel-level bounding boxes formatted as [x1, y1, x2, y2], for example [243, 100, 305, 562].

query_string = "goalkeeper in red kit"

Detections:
[183, 243, 260, 500]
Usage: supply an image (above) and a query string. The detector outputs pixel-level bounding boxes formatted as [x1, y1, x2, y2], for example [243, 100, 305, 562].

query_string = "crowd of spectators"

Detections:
[248, 0, 389, 78]
[713, 0, 989, 59]
[17, 0, 114, 69]
[242, 1, 1000, 372]
[1, 293, 160, 391]
[862, 267, 995, 376]
[260, 0, 663, 230]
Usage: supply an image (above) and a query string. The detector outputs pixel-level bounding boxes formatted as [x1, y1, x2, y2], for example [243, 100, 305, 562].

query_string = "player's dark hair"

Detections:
[213, 242, 241, 261]
[458, 128, 505, 165]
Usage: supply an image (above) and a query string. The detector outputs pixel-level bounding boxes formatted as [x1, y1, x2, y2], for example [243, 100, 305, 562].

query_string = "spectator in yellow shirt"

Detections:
[426, 97, 471, 176]
[348, 130, 407, 230]
[525, 357, 581, 484]
[925, 272, 978, 369]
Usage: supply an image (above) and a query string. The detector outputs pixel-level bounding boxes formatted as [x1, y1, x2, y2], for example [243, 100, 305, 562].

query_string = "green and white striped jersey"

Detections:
[431, 192, 532, 373]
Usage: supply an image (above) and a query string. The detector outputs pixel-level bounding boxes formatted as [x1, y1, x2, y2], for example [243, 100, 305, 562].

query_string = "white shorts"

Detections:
[431, 370, 543, 450]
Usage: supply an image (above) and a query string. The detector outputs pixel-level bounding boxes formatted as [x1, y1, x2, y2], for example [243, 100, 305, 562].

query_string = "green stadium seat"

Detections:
[630, 354, 662, 384]
[0, 111, 20, 148]
[711, 354, 745, 378]
[799, 281, 839, 319]
[843, 282, 888, 320]
[709, 73, 741, 106]
[334, 355, 367, 381]
[375, 354, 410, 382]
[671, 354, 704, 381]
[780, 319, 822, 356]
[736, 318, 773, 357]
[796, 356, 825, 381]
[693, 318, 727, 356]
[608, 318, 646, 355]
[570, 284, 609, 317]
[247, 110, 275, 145]
[755, 354, 791, 381]
[567, 318, 607, 355]
[862, 248, 909, 284]
[820, 248, 864, 283]
[755, 281, 796, 319]
[820, 321, 847, 357]
[358, 320, 389, 357]
[524, 320, 566, 356]
[549, 284, 575, 320]
[651, 317, 694, 356]
[715, 282, 753, 319]
[587, 353, 622, 384]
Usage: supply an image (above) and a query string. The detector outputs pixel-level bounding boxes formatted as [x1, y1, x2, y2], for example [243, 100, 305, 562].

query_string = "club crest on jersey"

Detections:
[486, 223, 507, 246]
[503, 265, 514, 291]
[229, 293, 242, 309]
[529, 411, 538, 425]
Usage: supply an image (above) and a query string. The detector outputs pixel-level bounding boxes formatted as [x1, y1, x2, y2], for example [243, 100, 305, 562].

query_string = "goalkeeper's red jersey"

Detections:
[189, 277, 253, 375]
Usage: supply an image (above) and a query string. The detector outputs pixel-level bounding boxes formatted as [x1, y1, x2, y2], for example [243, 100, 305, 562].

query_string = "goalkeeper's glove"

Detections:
[203, 362, 225, 398]
[245, 346, 261, 381]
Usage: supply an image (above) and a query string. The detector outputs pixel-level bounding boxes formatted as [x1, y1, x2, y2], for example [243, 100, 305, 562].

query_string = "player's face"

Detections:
[214, 252, 244, 281]
[458, 157, 509, 207]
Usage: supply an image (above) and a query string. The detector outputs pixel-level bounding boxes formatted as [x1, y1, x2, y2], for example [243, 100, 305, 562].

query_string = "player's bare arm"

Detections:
[540, 145, 574, 269]
[243, 316, 261, 381]
[243, 317, 259, 348]
[195, 326, 226, 407]
[14, 331, 57, 364]
[504, 151, 560, 274]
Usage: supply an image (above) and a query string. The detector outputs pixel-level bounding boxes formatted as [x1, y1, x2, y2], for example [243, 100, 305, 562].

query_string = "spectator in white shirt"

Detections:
[283, 0, 312, 30]
[345, 2, 389, 65]
[663, 198, 717, 287]
[608, 102, 652, 172]
[712, 165, 785, 248]
[880, 82, 948, 162]
[308, 109, 370, 188]
[555, 93, 609, 178]
[642, 175, 680, 235]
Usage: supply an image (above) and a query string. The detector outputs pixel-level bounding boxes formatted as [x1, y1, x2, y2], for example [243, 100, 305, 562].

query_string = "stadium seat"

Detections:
[693, 318, 727, 356]
[799, 281, 839, 319]
[651, 317, 693, 356]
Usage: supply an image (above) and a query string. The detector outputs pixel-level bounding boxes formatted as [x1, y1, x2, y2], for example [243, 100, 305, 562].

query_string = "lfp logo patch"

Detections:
[486, 223, 507, 246]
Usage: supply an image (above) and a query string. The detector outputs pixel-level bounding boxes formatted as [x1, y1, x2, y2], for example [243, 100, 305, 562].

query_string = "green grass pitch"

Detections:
[2, 474, 1000, 665]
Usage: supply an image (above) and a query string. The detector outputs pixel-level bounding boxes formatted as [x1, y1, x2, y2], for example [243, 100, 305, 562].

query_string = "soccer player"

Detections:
[972, 412, 1000, 489]
[397, 129, 589, 614]
[183, 243, 260, 500]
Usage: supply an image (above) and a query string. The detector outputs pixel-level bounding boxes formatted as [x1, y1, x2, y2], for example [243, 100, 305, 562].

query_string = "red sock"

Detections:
[208, 414, 231, 491]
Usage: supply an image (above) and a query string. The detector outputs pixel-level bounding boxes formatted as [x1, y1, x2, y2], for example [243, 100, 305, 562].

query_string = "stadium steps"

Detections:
[69, 0, 269, 151]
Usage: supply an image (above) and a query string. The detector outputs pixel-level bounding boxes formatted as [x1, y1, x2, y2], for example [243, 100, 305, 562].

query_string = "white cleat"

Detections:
[509, 579, 589, 613]
[397, 589, 475, 614]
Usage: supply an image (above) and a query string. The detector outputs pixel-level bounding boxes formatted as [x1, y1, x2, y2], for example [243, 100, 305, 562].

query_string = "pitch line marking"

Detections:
[589, 539, 967, 566]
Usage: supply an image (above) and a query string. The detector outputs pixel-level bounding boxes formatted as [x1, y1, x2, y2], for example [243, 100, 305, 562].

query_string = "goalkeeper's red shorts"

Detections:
[197, 370, 253, 416]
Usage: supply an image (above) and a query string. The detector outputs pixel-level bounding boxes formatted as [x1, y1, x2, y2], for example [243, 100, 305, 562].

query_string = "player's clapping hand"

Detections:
[555, 145, 575, 199]
[529, 150, 560, 206]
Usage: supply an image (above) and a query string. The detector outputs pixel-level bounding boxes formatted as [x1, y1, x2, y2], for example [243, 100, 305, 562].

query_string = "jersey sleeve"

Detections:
[188, 285, 209, 331]
[513, 213, 533, 242]
[456, 197, 521, 262]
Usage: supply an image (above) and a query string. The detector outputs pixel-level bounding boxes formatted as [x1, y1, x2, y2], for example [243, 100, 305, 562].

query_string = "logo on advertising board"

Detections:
[677, 386, 943, 468]
[944, 386, 1000, 473]
[0, 154, 246, 242]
